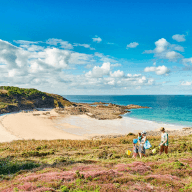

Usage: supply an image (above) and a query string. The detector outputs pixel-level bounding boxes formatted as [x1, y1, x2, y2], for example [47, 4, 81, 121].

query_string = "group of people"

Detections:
[132, 127, 169, 158]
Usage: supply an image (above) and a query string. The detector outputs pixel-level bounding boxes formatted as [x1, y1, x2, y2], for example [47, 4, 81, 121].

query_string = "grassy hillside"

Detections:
[0, 135, 191, 191]
[0, 86, 72, 113]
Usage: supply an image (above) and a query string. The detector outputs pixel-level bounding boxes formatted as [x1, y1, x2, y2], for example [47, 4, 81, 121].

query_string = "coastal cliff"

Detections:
[0, 86, 72, 114]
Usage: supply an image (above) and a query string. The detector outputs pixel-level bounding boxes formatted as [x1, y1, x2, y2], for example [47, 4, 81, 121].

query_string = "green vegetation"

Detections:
[0, 135, 191, 191]
[0, 86, 72, 112]
[2, 86, 45, 97]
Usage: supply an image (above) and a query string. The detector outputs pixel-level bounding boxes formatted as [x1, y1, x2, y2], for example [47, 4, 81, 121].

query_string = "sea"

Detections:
[63, 95, 192, 127]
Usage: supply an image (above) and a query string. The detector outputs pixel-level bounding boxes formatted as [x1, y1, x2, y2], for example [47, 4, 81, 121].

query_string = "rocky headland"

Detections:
[55, 102, 149, 120]
[0, 86, 72, 114]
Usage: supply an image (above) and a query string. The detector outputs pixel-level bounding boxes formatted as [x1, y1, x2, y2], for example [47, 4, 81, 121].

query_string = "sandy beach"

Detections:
[0, 110, 87, 142]
[0, 109, 187, 143]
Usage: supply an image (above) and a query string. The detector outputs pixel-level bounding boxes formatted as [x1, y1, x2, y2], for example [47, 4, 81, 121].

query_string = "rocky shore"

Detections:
[55, 102, 149, 120]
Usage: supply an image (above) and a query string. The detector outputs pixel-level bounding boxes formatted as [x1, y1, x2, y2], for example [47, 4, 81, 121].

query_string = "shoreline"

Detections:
[55, 114, 187, 137]
[0, 109, 191, 143]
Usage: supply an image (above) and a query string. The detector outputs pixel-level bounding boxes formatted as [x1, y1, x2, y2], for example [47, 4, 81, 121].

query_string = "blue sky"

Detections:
[0, 0, 192, 95]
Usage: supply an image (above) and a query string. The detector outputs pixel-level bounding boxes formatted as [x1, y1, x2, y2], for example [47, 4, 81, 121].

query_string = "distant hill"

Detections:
[0, 86, 72, 114]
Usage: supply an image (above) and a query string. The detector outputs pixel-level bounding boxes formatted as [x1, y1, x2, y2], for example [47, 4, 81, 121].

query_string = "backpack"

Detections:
[144, 139, 152, 149]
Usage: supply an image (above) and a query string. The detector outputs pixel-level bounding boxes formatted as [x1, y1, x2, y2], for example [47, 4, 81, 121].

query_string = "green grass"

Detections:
[0, 135, 191, 191]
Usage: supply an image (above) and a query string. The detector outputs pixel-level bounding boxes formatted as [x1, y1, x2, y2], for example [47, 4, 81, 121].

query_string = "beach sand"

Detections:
[0, 110, 87, 142]
[0, 110, 186, 143]
[56, 114, 185, 136]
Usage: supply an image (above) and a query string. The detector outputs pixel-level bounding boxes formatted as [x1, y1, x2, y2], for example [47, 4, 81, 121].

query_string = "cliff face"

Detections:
[0, 86, 72, 114]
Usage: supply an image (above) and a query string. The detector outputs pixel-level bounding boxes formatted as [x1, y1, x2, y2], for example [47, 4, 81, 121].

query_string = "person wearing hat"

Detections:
[138, 131, 147, 158]
[159, 127, 169, 155]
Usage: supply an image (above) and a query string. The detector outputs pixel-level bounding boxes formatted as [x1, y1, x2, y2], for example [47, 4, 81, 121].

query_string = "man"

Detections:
[159, 127, 169, 155]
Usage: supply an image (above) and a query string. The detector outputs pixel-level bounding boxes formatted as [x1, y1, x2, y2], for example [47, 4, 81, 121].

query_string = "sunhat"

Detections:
[141, 131, 147, 135]
[160, 127, 165, 131]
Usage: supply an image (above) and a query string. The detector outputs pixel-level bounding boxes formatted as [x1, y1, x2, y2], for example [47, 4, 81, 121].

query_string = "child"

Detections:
[138, 131, 147, 158]
[132, 139, 138, 158]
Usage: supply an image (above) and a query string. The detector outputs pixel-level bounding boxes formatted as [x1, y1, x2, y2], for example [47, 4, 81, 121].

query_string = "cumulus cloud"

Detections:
[92, 36, 102, 43]
[85, 62, 110, 78]
[144, 38, 183, 61]
[144, 65, 170, 75]
[84, 62, 154, 89]
[154, 38, 169, 53]
[0, 38, 155, 93]
[126, 42, 139, 49]
[110, 70, 124, 78]
[166, 51, 182, 60]
[0, 38, 95, 83]
[181, 81, 192, 86]
[172, 34, 186, 42]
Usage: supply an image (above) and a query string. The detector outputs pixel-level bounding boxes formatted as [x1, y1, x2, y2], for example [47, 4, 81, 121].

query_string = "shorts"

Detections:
[133, 146, 138, 153]
[160, 145, 168, 154]
[138, 145, 145, 154]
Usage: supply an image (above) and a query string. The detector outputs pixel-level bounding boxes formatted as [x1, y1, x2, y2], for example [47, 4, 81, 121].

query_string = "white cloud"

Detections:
[110, 70, 124, 78]
[46, 38, 73, 49]
[108, 79, 115, 85]
[144, 65, 170, 75]
[172, 34, 186, 42]
[154, 38, 169, 53]
[94, 52, 117, 63]
[92, 36, 102, 43]
[183, 58, 192, 65]
[84, 62, 154, 89]
[166, 51, 182, 60]
[0, 39, 96, 86]
[73, 43, 95, 50]
[85, 62, 110, 78]
[111, 63, 121, 67]
[126, 42, 139, 49]
[181, 81, 192, 86]
[174, 45, 184, 52]
[14, 40, 39, 45]
[144, 38, 183, 61]
[0, 38, 156, 93]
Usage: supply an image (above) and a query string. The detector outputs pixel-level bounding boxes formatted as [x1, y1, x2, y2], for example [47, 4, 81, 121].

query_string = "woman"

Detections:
[138, 131, 147, 158]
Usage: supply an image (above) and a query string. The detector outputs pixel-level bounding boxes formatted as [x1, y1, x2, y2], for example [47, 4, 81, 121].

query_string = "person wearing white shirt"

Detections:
[159, 127, 169, 155]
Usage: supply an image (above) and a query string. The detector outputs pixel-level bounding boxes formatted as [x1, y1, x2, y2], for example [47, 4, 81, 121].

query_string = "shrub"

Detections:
[0, 158, 40, 175]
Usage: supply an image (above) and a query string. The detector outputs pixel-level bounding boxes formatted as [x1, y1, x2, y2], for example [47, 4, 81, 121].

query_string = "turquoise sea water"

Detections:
[63, 95, 192, 127]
